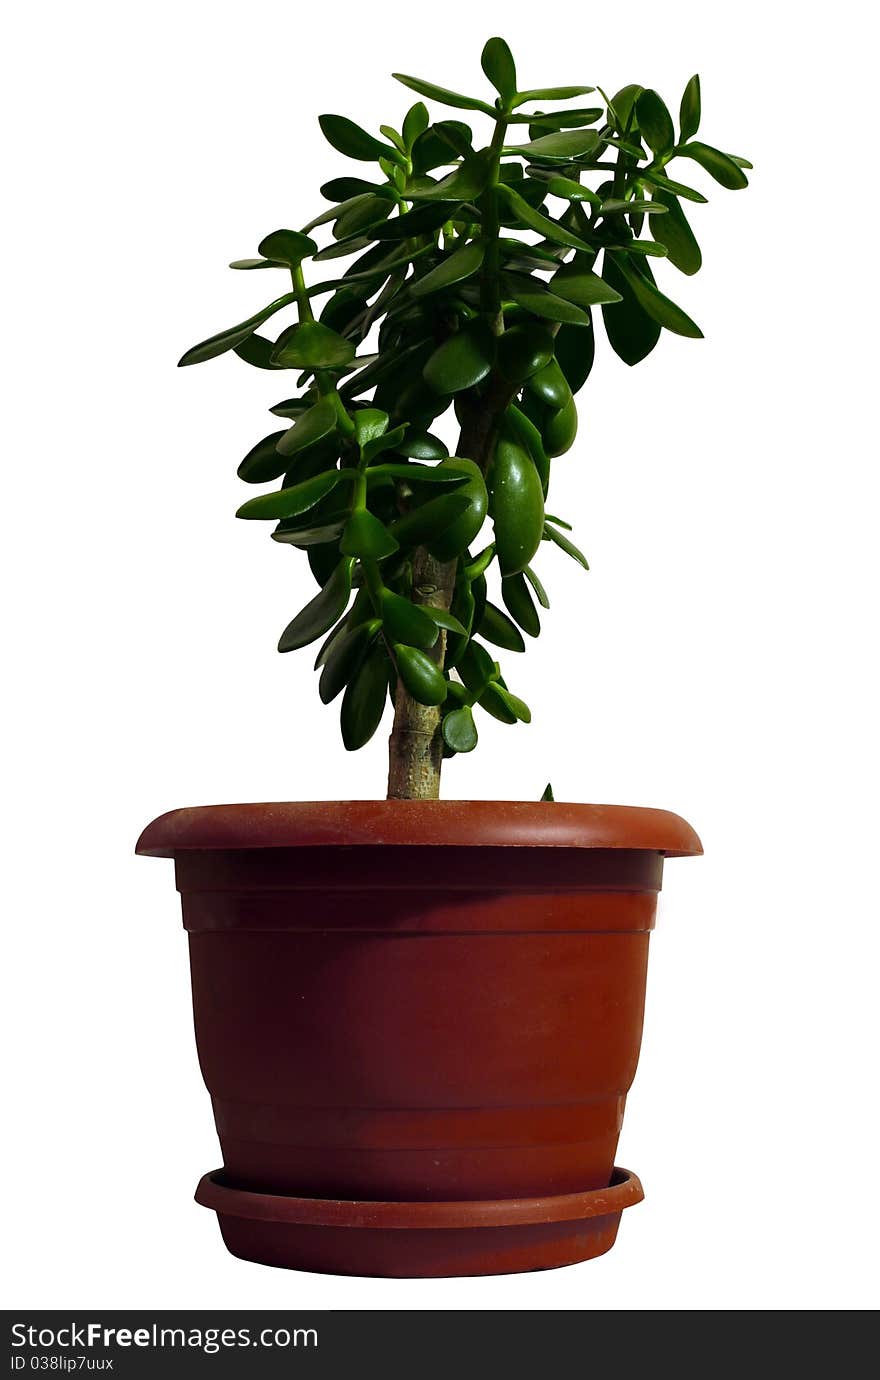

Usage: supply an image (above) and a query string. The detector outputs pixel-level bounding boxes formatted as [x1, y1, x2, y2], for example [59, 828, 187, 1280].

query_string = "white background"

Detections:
[3, 0, 878, 1312]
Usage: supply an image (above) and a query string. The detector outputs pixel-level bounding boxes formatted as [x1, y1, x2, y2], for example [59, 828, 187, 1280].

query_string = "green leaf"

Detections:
[425, 606, 468, 636]
[426, 457, 489, 562]
[396, 430, 448, 460]
[676, 141, 749, 190]
[271, 519, 345, 547]
[372, 202, 452, 241]
[600, 254, 661, 366]
[423, 320, 494, 393]
[408, 150, 494, 202]
[319, 114, 402, 164]
[497, 322, 555, 383]
[258, 229, 317, 267]
[514, 85, 595, 106]
[278, 557, 354, 653]
[268, 397, 308, 419]
[394, 645, 447, 706]
[513, 129, 600, 159]
[410, 241, 485, 298]
[650, 191, 702, 275]
[237, 469, 349, 521]
[233, 334, 285, 370]
[367, 462, 464, 483]
[679, 74, 701, 142]
[540, 781, 554, 801]
[488, 437, 545, 576]
[480, 682, 531, 723]
[608, 238, 668, 257]
[321, 176, 388, 201]
[442, 705, 478, 753]
[554, 322, 595, 393]
[340, 507, 399, 560]
[524, 564, 550, 609]
[600, 198, 667, 216]
[636, 89, 675, 156]
[381, 590, 440, 650]
[497, 184, 594, 251]
[362, 424, 408, 464]
[237, 431, 290, 484]
[615, 257, 702, 337]
[544, 522, 588, 568]
[481, 36, 517, 101]
[478, 602, 526, 652]
[542, 396, 578, 456]
[319, 619, 380, 704]
[271, 321, 356, 370]
[527, 359, 571, 411]
[546, 175, 601, 204]
[502, 404, 550, 495]
[229, 258, 280, 270]
[390, 492, 472, 546]
[354, 408, 389, 448]
[178, 292, 296, 367]
[503, 274, 590, 325]
[640, 171, 707, 204]
[551, 263, 623, 307]
[402, 101, 430, 149]
[340, 642, 389, 749]
[392, 72, 496, 117]
[276, 397, 339, 457]
[502, 572, 540, 637]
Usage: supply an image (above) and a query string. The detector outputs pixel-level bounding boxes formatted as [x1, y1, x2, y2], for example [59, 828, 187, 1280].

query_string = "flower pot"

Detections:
[137, 800, 700, 1277]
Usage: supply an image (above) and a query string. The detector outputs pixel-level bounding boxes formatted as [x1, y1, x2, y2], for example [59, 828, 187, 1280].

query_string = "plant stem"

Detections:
[385, 108, 512, 802]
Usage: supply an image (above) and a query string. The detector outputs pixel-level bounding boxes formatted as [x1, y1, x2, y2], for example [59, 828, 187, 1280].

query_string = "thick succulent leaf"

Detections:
[676, 141, 749, 190]
[442, 704, 478, 752]
[390, 492, 471, 546]
[488, 437, 545, 575]
[276, 397, 339, 457]
[382, 590, 440, 650]
[636, 89, 675, 156]
[402, 101, 430, 148]
[392, 72, 496, 116]
[614, 256, 703, 337]
[178, 292, 296, 366]
[502, 572, 540, 636]
[544, 522, 589, 568]
[679, 74, 701, 141]
[237, 431, 290, 484]
[394, 645, 447, 705]
[237, 469, 350, 521]
[512, 129, 601, 160]
[640, 170, 707, 204]
[278, 557, 354, 653]
[410, 240, 484, 297]
[497, 322, 555, 383]
[503, 274, 591, 325]
[554, 321, 595, 392]
[319, 114, 403, 164]
[524, 564, 550, 609]
[233, 334, 285, 370]
[650, 191, 702, 274]
[340, 642, 389, 748]
[258, 229, 317, 267]
[481, 36, 517, 101]
[550, 263, 622, 306]
[408, 150, 494, 202]
[514, 85, 595, 106]
[527, 359, 572, 410]
[600, 254, 661, 365]
[423, 321, 494, 393]
[497, 184, 594, 252]
[319, 620, 380, 704]
[271, 321, 356, 370]
[340, 506, 398, 559]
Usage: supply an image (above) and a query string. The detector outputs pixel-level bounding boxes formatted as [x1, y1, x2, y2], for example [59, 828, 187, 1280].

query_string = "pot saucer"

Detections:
[195, 1166, 644, 1277]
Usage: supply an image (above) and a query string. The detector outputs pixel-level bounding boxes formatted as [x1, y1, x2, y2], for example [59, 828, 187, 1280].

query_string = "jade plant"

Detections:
[180, 38, 749, 799]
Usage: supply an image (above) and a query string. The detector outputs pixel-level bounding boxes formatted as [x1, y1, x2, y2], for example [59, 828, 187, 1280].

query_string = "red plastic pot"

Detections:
[137, 800, 700, 1276]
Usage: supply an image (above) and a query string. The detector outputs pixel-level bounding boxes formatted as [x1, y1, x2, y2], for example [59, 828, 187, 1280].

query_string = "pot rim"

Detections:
[136, 800, 702, 859]
[194, 1166, 644, 1229]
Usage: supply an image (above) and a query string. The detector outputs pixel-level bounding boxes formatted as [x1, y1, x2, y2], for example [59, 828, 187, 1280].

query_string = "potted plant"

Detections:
[138, 37, 749, 1277]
